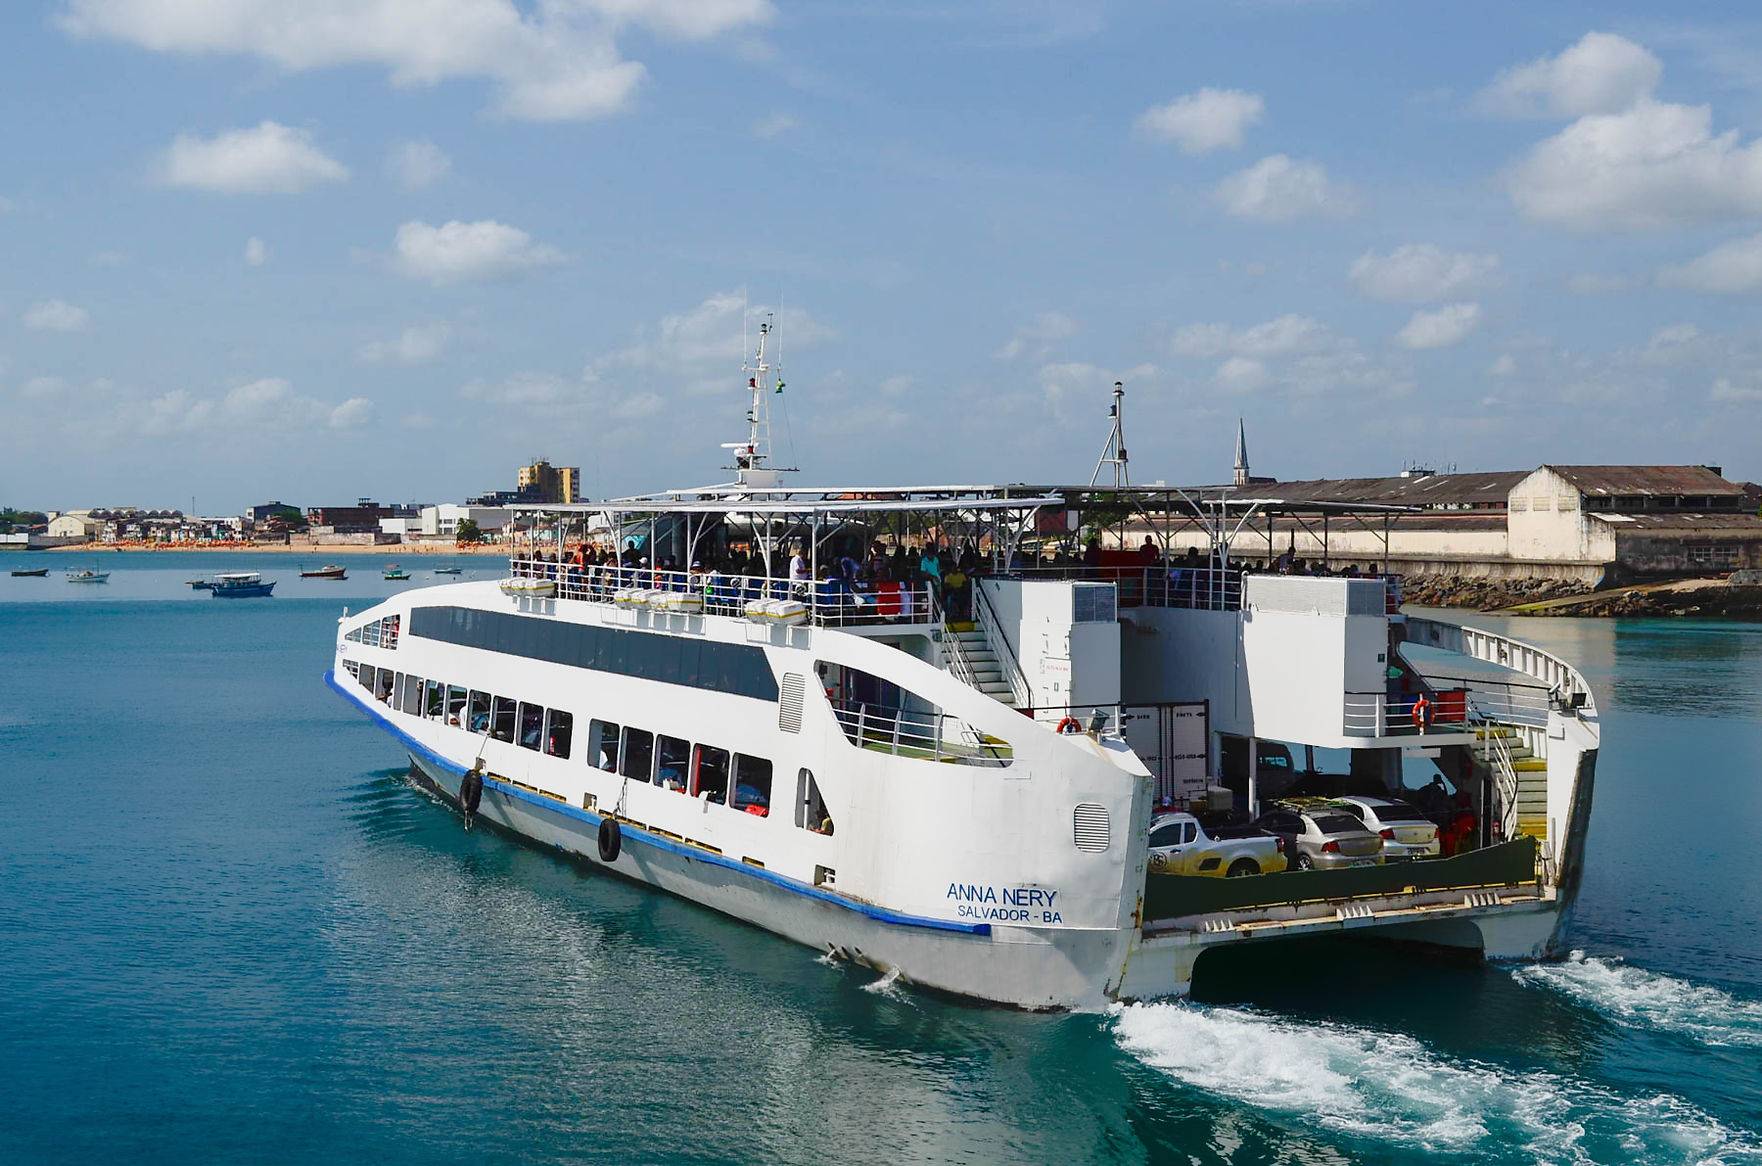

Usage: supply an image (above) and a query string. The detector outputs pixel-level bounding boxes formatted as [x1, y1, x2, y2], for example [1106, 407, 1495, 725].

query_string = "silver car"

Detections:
[1254, 805, 1383, 870]
[1332, 796, 1441, 859]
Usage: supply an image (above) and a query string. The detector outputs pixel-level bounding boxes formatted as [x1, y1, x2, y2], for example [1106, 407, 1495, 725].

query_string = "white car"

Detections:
[1331, 796, 1441, 859]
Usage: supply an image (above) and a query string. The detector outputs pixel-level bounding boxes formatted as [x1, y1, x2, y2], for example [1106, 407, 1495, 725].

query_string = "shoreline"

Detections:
[37, 542, 507, 556]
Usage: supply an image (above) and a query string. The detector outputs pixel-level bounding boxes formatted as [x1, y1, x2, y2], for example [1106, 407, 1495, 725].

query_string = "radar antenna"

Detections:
[1090, 381, 1130, 488]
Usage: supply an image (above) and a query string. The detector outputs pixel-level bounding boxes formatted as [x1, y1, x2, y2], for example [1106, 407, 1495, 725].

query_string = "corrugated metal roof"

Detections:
[1589, 512, 1762, 532]
[1229, 471, 1526, 508]
[1541, 465, 1743, 497]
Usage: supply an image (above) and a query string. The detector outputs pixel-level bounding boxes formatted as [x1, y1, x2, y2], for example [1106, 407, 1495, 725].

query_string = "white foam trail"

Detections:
[1514, 951, 1762, 1049]
[1110, 1001, 1760, 1163]
[861, 967, 909, 1001]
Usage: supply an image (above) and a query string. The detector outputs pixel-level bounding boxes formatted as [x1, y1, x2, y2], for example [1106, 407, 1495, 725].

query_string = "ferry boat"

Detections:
[209, 571, 275, 598]
[329, 330, 1599, 1009]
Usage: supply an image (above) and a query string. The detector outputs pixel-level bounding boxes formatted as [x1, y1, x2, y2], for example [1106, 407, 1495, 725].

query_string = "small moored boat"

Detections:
[66, 569, 110, 583]
[11, 568, 49, 577]
[188, 578, 213, 590]
[433, 566, 463, 575]
[209, 571, 275, 598]
[384, 564, 412, 581]
[302, 564, 348, 580]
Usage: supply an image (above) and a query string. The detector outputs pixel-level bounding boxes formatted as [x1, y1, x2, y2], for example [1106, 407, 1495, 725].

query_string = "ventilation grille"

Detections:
[1072, 803, 1111, 852]
[778, 672, 806, 733]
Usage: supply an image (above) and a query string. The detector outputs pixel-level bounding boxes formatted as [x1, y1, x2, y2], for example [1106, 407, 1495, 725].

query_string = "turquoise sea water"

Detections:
[3, 556, 1760, 1164]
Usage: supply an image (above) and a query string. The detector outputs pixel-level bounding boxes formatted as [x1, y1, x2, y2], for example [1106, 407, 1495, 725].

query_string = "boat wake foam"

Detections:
[1110, 1001, 1759, 1162]
[1514, 951, 1762, 1048]
[861, 967, 910, 1001]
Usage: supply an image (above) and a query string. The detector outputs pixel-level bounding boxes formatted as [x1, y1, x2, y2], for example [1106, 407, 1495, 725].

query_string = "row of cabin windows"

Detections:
[353, 661, 833, 834]
[344, 615, 400, 649]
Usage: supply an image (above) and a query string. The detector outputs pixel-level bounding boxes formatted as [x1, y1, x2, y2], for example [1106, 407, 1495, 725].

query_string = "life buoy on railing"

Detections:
[1411, 694, 1433, 732]
[1055, 716, 1083, 735]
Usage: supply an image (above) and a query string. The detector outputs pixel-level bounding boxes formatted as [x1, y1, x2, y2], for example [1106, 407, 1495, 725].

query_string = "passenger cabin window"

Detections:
[446, 686, 467, 727]
[358, 663, 376, 692]
[376, 670, 393, 703]
[545, 710, 573, 759]
[589, 720, 621, 771]
[400, 674, 423, 715]
[732, 756, 773, 817]
[693, 745, 729, 803]
[425, 680, 445, 719]
[491, 696, 517, 742]
[656, 735, 690, 792]
[468, 690, 491, 734]
[620, 728, 654, 782]
[796, 769, 832, 834]
[517, 702, 544, 751]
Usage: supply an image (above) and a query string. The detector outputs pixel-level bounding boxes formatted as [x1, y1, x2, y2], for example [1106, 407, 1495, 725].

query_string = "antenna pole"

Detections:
[1090, 380, 1130, 488]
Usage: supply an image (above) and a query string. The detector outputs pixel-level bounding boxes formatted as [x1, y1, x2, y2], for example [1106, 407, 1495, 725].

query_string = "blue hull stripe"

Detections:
[326, 670, 989, 937]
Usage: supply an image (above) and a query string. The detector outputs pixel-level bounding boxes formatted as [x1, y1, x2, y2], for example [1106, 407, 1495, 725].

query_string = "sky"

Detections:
[3, 0, 1762, 514]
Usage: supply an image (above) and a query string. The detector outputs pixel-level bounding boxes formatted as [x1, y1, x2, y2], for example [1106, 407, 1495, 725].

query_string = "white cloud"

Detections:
[1035, 361, 1156, 407]
[392, 219, 564, 284]
[751, 112, 799, 140]
[141, 376, 372, 434]
[1214, 356, 1269, 394]
[1641, 322, 1704, 364]
[1509, 99, 1762, 230]
[387, 139, 451, 190]
[1396, 302, 1482, 350]
[1136, 88, 1264, 153]
[244, 236, 268, 266]
[24, 299, 90, 331]
[1711, 377, 1762, 402]
[1490, 353, 1516, 377]
[1214, 154, 1352, 222]
[61, 0, 773, 123]
[327, 396, 374, 428]
[1659, 232, 1762, 294]
[156, 121, 347, 194]
[1349, 244, 1499, 302]
[995, 311, 1080, 360]
[1171, 314, 1331, 359]
[1479, 31, 1661, 118]
[361, 322, 453, 365]
[596, 290, 832, 385]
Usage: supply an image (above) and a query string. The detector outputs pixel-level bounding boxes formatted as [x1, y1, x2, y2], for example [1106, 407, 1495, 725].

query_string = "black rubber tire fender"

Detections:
[597, 817, 622, 863]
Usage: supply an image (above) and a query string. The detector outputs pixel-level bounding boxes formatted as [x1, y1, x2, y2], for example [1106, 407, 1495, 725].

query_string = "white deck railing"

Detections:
[508, 559, 940, 629]
[1405, 616, 1598, 718]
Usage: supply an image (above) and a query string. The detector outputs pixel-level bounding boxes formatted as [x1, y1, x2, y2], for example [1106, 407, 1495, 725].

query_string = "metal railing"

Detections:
[508, 559, 940, 628]
[1341, 690, 1474, 736]
[971, 581, 1033, 708]
[827, 699, 1011, 766]
[1405, 617, 1597, 718]
[1479, 721, 1523, 844]
[1008, 565, 1245, 611]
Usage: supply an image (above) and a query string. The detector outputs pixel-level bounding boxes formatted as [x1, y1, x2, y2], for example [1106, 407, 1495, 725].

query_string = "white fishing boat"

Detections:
[330, 325, 1599, 1009]
[66, 568, 110, 583]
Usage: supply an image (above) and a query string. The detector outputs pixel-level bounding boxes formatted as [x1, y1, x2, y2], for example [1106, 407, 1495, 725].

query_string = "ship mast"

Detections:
[724, 312, 793, 489]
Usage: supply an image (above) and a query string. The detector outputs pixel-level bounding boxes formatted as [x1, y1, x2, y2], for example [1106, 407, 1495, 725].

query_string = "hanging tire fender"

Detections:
[598, 818, 622, 863]
[459, 768, 484, 816]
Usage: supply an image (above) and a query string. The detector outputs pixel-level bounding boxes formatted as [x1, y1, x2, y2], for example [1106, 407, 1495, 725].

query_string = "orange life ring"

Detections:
[1411, 695, 1433, 729]
[1055, 716, 1083, 735]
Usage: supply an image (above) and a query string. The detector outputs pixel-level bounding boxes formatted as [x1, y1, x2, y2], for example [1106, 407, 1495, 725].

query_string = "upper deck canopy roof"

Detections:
[509, 482, 1420, 518]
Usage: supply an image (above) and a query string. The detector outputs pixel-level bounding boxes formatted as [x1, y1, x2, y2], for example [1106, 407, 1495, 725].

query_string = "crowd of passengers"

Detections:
[506, 535, 1398, 619]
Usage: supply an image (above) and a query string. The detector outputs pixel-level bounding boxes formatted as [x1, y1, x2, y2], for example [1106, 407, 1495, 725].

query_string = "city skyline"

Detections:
[4, 2, 1762, 513]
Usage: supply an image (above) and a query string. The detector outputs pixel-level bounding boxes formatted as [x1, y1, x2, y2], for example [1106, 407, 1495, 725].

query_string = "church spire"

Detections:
[1233, 417, 1250, 486]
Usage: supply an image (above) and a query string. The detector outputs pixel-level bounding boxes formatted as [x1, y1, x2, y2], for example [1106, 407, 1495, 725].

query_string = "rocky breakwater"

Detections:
[1401, 574, 1590, 612]
[1402, 572, 1762, 619]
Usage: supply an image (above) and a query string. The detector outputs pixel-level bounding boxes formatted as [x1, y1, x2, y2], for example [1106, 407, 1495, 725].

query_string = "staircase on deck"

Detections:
[1472, 725, 1549, 842]
[945, 621, 1019, 708]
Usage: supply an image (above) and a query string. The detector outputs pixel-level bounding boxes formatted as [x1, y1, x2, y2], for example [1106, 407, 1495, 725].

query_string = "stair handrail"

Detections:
[1476, 716, 1522, 844]
[973, 579, 1034, 710]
